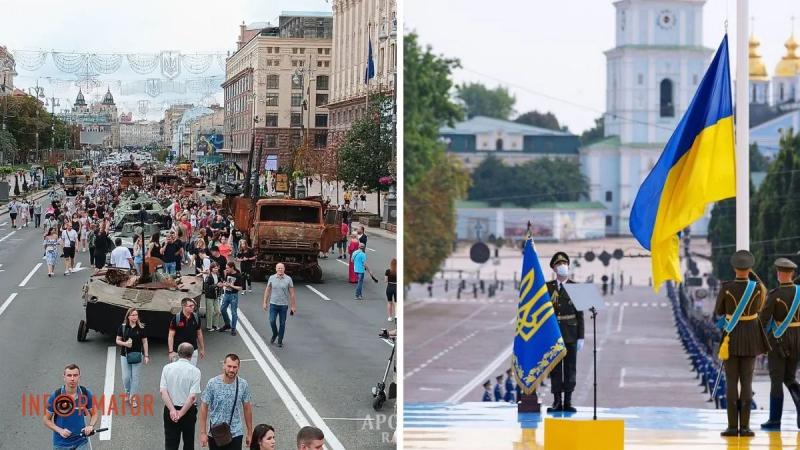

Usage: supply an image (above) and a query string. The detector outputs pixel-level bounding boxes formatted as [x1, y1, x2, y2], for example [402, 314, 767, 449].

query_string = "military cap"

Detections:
[730, 250, 755, 270]
[774, 257, 798, 271]
[496, 375, 504, 382]
[550, 251, 570, 268]
[483, 380, 492, 388]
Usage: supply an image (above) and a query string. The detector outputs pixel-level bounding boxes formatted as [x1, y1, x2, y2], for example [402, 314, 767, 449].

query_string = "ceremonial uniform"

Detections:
[482, 380, 492, 402]
[714, 250, 769, 437]
[759, 258, 800, 430]
[546, 252, 584, 413]
[504, 369, 516, 403]
[494, 375, 504, 401]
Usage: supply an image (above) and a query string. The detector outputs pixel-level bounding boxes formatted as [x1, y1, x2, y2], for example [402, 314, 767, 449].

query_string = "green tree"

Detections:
[404, 33, 470, 283]
[750, 143, 768, 172]
[3, 95, 69, 163]
[337, 94, 393, 212]
[468, 156, 587, 207]
[514, 110, 566, 131]
[455, 82, 515, 120]
[580, 116, 605, 146]
[404, 33, 462, 187]
[0, 129, 18, 164]
[751, 130, 800, 281]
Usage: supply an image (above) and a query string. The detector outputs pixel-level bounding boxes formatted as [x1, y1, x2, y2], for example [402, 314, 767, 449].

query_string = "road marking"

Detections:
[75, 262, 82, 269]
[336, 260, 349, 267]
[419, 387, 443, 392]
[99, 346, 116, 441]
[446, 343, 513, 404]
[322, 417, 375, 421]
[0, 292, 18, 318]
[619, 367, 626, 388]
[367, 248, 376, 252]
[0, 222, 6, 226]
[236, 312, 345, 450]
[19, 263, 42, 287]
[0, 230, 16, 242]
[616, 305, 625, 333]
[306, 285, 331, 301]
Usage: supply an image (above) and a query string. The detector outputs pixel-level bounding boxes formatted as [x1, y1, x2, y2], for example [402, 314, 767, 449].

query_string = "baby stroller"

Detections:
[372, 329, 396, 410]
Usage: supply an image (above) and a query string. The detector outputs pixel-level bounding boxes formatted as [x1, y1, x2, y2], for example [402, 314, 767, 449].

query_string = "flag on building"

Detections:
[364, 35, 375, 85]
[630, 35, 735, 290]
[512, 238, 566, 394]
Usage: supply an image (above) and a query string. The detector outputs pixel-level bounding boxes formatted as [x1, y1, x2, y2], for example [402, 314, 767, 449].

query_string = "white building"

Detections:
[581, 0, 714, 236]
[120, 120, 161, 149]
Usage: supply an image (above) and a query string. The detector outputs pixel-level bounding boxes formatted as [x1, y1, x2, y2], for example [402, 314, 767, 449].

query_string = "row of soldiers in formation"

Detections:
[482, 369, 518, 403]
[715, 250, 800, 437]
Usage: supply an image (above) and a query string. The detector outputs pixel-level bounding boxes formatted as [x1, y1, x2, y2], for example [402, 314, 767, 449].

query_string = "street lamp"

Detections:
[46, 96, 60, 163]
[292, 58, 316, 198]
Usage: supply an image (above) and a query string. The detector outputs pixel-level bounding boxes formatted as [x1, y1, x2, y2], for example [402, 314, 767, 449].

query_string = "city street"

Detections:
[0, 209, 396, 449]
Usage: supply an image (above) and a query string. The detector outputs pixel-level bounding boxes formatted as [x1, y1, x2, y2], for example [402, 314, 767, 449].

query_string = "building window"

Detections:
[267, 47, 272, 54]
[291, 94, 303, 107]
[605, 191, 613, 202]
[292, 48, 298, 54]
[606, 215, 613, 227]
[315, 114, 328, 128]
[316, 93, 328, 106]
[267, 75, 279, 89]
[265, 154, 278, 170]
[660, 79, 674, 117]
[780, 83, 785, 101]
[265, 113, 278, 127]
[316, 75, 329, 90]
[291, 113, 303, 127]
[318, 48, 324, 54]
[317, 61, 323, 67]
[496, 138, 503, 150]
[300, 48, 305, 54]
[314, 133, 327, 148]
[266, 94, 279, 106]
[265, 134, 278, 148]
[292, 75, 303, 90]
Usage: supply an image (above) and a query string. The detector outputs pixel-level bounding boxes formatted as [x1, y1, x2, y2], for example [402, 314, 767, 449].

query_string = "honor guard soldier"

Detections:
[759, 258, 800, 430]
[504, 368, 516, 403]
[494, 375, 504, 401]
[482, 380, 492, 402]
[546, 251, 584, 413]
[714, 250, 770, 437]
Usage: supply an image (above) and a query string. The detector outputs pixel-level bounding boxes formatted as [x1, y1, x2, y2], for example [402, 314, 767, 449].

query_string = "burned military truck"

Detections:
[232, 196, 341, 282]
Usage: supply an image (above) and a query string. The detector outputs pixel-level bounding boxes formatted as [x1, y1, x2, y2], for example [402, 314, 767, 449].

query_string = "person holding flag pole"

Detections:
[629, 20, 769, 435]
[511, 224, 567, 412]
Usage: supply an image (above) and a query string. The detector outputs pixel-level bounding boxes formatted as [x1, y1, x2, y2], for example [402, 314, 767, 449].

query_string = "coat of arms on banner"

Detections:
[160, 51, 181, 80]
[145, 79, 162, 97]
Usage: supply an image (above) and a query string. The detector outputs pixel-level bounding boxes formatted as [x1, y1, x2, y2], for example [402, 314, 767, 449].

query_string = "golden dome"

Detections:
[775, 33, 800, 78]
[749, 34, 768, 80]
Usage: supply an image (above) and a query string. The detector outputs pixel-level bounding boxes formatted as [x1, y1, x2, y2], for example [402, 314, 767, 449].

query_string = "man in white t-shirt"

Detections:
[109, 238, 134, 271]
[60, 222, 79, 276]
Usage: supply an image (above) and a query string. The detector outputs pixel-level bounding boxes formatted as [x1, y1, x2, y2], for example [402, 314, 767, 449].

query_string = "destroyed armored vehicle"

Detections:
[112, 193, 170, 231]
[78, 267, 204, 341]
[110, 222, 166, 252]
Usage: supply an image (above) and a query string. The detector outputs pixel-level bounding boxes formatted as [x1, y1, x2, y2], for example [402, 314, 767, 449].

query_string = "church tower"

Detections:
[772, 32, 800, 105]
[582, 0, 714, 235]
[604, 0, 713, 144]
[749, 33, 769, 105]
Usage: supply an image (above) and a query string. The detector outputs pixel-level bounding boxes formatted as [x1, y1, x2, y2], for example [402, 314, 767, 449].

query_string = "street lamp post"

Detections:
[47, 96, 60, 164]
[293, 55, 315, 198]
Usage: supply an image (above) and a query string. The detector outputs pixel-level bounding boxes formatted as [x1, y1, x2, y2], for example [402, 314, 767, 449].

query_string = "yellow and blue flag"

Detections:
[630, 35, 735, 290]
[512, 238, 566, 394]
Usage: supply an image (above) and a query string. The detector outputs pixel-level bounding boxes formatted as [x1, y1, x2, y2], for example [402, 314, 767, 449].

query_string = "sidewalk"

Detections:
[353, 220, 396, 240]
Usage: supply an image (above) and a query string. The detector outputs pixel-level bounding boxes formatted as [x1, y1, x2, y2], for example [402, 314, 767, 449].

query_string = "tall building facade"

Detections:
[328, 0, 397, 140]
[580, 0, 713, 236]
[221, 13, 332, 168]
[162, 103, 193, 150]
[0, 46, 16, 95]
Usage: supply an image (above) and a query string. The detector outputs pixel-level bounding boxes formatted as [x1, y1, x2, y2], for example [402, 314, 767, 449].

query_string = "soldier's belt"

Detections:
[725, 313, 758, 321]
[557, 314, 576, 321]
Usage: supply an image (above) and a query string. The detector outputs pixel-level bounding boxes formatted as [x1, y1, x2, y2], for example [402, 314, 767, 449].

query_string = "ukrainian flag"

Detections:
[512, 239, 566, 394]
[630, 35, 735, 290]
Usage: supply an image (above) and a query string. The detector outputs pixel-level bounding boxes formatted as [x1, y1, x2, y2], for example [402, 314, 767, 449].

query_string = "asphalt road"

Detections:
[0, 213, 396, 449]
[405, 282, 713, 410]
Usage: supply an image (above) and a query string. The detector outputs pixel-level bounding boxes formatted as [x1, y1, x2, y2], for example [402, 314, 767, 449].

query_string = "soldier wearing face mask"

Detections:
[545, 252, 584, 413]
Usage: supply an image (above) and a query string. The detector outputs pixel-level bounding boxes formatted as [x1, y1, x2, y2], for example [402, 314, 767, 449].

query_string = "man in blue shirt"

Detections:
[43, 363, 99, 450]
[352, 243, 374, 300]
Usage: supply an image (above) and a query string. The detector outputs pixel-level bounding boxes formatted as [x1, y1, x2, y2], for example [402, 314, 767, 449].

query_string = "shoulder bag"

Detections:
[210, 377, 238, 446]
[123, 325, 143, 364]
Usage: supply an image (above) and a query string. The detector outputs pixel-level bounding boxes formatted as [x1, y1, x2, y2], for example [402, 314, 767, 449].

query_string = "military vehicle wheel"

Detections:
[77, 320, 88, 342]
[307, 265, 323, 283]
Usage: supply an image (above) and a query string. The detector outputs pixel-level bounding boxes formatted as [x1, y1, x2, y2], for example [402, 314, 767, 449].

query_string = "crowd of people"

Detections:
[34, 162, 394, 449]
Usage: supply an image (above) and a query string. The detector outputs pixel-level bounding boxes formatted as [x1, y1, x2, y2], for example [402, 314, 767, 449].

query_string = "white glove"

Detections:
[577, 339, 584, 351]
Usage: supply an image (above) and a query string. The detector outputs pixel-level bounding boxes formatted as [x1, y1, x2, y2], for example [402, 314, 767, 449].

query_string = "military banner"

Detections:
[512, 238, 567, 394]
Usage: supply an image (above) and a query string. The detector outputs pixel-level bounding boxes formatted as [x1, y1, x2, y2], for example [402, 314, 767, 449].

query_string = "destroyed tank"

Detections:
[112, 193, 170, 232]
[78, 268, 204, 341]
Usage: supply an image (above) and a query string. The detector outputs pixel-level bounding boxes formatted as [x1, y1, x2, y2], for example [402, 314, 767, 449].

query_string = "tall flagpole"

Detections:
[735, 0, 750, 251]
[366, 22, 371, 110]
